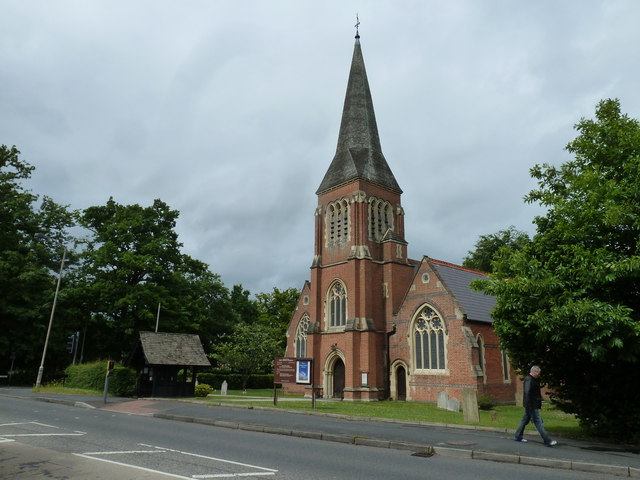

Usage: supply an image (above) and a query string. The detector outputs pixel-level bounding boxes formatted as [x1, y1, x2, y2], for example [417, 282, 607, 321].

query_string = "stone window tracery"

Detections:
[327, 281, 347, 328]
[326, 199, 350, 246]
[368, 197, 394, 241]
[295, 314, 309, 358]
[413, 305, 447, 372]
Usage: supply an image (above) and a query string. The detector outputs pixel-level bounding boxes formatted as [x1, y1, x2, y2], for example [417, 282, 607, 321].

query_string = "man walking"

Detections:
[514, 365, 557, 446]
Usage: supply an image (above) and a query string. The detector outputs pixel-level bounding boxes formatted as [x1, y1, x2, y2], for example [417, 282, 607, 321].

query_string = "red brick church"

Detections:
[283, 33, 517, 405]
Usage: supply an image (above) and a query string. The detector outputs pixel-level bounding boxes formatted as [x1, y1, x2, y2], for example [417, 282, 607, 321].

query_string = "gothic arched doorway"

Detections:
[333, 358, 345, 399]
[396, 365, 407, 401]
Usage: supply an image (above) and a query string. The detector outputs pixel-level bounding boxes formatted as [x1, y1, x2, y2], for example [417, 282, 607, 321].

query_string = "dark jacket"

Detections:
[523, 374, 543, 410]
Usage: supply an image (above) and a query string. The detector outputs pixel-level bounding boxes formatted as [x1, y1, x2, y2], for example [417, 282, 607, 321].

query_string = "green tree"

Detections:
[228, 284, 259, 324]
[66, 198, 231, 360]
[462, 226, 530, 273]
[211, 322, 280, 389]
[474, 99, 640, 441]
[255, 287, 300, 353]
[0, 145, 75, 379]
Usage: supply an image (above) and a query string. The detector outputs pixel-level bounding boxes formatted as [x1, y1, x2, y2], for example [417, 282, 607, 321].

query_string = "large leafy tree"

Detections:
[462, 226, 530, 273]
[211, 322, 281, 390]
[255, 287, 300, 353]
[0, 145, 75, 378]
[228, 284, 259, 324]
[475, 99, 640, 441]
[66, 198, 231, 360]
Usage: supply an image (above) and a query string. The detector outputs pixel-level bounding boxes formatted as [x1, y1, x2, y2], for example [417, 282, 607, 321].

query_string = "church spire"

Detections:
[317, 31, 401, 195]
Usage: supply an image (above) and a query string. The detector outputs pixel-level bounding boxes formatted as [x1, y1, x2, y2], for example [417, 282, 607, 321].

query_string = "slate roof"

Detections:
[317, 36, 401, 195]
[429, 258, 496, 324]
[136, 332, 211, 367]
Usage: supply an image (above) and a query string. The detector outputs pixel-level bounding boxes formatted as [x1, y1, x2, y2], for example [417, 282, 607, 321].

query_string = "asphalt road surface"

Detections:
[0, 396, 623, 479]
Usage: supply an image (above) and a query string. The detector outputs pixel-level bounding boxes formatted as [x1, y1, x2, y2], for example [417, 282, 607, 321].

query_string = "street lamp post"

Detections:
[35, 248, 66, 389]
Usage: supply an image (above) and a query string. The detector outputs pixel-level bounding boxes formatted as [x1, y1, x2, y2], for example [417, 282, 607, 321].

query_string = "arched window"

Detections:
[501, 350, 511, 382]
[327, 281, 347, 328]
[368, 197, 394, 241]
[326, 199, 350, 246]
[295, 315, 309, 358]
[413, 305, 447, 372]
[477, 334, 485, 375]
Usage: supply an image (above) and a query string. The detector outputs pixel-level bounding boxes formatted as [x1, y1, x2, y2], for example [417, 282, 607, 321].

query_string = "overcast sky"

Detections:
[2, 1, 640, 295]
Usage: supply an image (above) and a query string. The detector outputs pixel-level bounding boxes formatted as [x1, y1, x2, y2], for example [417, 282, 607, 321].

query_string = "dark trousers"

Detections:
[514, 408, 552, 445]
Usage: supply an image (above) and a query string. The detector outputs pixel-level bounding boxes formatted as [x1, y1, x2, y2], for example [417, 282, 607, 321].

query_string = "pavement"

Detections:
[1, 387, 639, 478]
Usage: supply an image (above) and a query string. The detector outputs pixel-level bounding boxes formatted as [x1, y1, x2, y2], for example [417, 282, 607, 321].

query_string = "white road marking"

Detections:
[0, 421, 57, 428]
[0, 421, 85, 437]
[31, 422, 59, 428]
[139, 443, 278, 474]
[81, 449, 166, 455]
[193, 474, 276, 478]
[2, 433, 85, 437]
[73, 453, 194, 480]
[77, 443, 278, 478]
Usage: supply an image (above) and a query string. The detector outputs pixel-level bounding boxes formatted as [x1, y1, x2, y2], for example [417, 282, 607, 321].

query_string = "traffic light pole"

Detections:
[72, 332, 79, 365]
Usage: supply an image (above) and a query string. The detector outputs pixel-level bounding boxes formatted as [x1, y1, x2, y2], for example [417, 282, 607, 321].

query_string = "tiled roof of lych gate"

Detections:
[428, 258, 496, 324]
[137, 331, 211, 367]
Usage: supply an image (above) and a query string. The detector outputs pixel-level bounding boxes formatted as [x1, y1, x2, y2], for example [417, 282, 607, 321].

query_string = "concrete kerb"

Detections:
[470, 450, 633, 478]
[29, 396, 96, 410]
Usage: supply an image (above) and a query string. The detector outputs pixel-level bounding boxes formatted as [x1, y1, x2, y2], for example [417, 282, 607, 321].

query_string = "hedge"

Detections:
[64, 361, 137, 397]
[196, 372, 273, 390]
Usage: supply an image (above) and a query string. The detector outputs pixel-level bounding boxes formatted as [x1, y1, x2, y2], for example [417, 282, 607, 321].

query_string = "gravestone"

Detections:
[221, 380, 228, 395]
[437, 391, 449, 410]
[447, 397, 460, 412]
[462, 388, 480, 423]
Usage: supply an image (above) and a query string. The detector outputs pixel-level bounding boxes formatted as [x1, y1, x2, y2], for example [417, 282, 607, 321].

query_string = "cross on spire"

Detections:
[355, 14, 360, 39]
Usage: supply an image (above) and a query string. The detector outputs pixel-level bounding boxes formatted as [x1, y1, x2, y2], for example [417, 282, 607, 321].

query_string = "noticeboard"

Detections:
[296, 359, 311, 384]
[274, 357, 296, 384]
[274, 357, 312, 384]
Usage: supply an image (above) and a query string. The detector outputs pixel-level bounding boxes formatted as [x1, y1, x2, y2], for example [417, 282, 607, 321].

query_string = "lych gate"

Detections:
[128, 332, 211, 397]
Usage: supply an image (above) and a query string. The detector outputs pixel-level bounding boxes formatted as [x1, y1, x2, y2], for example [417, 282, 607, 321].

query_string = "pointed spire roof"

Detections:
[317, 35, 402, 195]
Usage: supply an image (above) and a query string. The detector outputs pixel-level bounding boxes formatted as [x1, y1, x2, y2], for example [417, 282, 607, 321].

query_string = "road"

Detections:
[0, 396, 622, 479]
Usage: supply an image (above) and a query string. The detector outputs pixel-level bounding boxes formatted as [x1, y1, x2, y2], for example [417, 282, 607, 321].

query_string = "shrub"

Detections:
[195, 383, 212, 397]
[478, 394, 496, 411]
[108, 366, 137, 396]
[64, 362, 106, 390]
[64, 361, 136, 396]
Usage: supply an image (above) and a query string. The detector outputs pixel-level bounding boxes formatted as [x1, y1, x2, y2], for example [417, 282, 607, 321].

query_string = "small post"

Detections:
[273, 384, 278, 406]
[103, 360, 114, 404]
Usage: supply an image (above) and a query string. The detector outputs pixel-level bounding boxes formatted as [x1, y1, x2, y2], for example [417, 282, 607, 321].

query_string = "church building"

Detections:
[283, 32, 517, 405]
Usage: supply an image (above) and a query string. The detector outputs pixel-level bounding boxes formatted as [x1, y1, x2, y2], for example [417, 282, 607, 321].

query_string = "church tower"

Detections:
[285, 30, 518, 405]
[301, 32, 415, 401]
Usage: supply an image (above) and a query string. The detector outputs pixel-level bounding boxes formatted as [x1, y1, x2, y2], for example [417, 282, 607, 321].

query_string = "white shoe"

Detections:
[547, 440, 558, 447]
[514, 438, 527, 442]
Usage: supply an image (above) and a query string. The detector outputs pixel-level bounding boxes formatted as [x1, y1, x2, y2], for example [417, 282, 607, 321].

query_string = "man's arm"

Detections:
[523, 376, 532, 410]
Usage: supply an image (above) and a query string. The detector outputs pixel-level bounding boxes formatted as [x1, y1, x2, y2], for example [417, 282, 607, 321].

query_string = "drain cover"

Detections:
[412, 450, 435, 458]
[444, 441, 476, 446]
